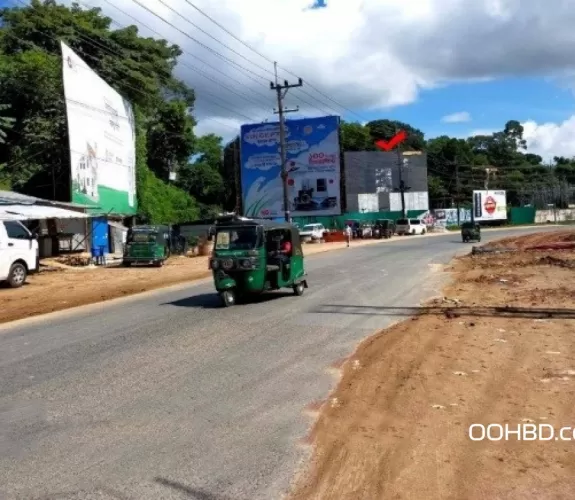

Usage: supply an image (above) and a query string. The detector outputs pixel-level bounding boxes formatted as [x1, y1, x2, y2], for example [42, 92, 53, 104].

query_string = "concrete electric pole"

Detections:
[271, 61, 302, 222]
[455, 158, 461, 226]
[394, 129, 409, 218]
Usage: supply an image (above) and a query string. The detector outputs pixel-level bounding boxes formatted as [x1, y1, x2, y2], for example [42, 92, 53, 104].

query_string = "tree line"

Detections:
[1, 1, 573, 224]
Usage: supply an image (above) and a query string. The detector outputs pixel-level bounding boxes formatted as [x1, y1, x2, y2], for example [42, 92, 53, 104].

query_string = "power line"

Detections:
[129, 0, 270, 84]
[1, 6, 263, 127]
[9, 0, 341, 122]
[177, 0, 369, 120]
[102, 0, 335, 120]
[157, 0, 274, 79]
[96, 0, 335, 117]
[153, 0, 336, 117]
[98, 0, 273, 103]
[9, 0, 272, 123]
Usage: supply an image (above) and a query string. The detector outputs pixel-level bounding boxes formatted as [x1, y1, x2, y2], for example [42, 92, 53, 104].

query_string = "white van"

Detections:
[299, 223, 326, 241]
[0, 220, 39, 288]
[396, 218, 427, 236]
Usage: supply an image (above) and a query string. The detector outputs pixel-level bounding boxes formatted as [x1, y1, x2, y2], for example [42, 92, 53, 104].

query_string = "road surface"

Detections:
[0, 228, 558, 500]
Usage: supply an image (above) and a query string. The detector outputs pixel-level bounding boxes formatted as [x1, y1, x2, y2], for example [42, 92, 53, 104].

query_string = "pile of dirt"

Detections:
[485, 229, 575, 250]
[290, 233, 575, 500]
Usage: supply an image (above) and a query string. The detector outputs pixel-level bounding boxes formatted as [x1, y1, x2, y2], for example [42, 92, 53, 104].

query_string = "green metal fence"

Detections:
[508, 207, 536, 225]
[293, 210, 427, 230]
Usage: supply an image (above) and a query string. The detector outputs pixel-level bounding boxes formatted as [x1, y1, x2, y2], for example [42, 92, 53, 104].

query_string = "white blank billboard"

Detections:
[61, 41, 137, 214]
[390, 191, 429, 212]
[473, 190, 507, 221]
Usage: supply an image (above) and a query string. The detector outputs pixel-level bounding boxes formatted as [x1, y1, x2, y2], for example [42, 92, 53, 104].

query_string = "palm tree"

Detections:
[0, 104, 15, 144]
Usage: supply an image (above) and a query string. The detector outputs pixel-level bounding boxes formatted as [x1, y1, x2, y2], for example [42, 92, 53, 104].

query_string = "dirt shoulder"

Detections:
[290, 229, 575, 500]
[0, 237, 389, 324]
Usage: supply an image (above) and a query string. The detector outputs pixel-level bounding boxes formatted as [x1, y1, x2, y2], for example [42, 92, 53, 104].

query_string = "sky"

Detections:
[5, 0, 575, 161]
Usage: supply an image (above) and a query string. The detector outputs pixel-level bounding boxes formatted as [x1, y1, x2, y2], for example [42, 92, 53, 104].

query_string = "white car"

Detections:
[395, 218, 427, 236]
[0, 220, 39, 288]
[299, 223, 326, 241]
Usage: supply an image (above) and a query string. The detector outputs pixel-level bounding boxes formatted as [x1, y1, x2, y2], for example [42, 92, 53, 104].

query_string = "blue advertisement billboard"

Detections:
[240, 115, 342, 218]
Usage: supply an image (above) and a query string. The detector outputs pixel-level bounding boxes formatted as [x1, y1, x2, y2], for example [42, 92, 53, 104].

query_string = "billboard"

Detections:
[473, 190, 507, 221]
[61, 42, 137, 214]
[343, 151, 428, 212]
[433, 208, 471, 227]
[240, 116, 341, 217]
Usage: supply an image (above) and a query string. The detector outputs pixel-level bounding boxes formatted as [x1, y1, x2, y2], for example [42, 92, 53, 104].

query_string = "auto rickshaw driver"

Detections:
[267, 230, 291, 283]
[280, 235, 292, 254]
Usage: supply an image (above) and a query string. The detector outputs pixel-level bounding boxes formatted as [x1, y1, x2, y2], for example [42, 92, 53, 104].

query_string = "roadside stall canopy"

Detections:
[0, 204, 90, 221]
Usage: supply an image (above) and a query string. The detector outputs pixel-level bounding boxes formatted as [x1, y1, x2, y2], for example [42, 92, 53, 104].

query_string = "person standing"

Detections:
[345, 224, 352, 247]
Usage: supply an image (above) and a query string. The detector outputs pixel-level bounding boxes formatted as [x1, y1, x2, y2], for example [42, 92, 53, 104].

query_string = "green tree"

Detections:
[366, 119, 426, 151]
[177, 133, 225, 217]
[147, 100, 196, 181]
[340, 121, 373, 151]
[0, 104, 15, 144]
[221, 137, 241, 212]
[0, 0, 200, 220]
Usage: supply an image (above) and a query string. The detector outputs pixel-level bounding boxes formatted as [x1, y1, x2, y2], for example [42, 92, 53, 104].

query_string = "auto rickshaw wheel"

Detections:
[220, 289, 236, 307]
[293, 282, 305, 296]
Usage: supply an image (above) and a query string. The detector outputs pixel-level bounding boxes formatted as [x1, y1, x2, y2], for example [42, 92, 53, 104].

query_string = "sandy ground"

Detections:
[290, 230, 575, 500]
[0, 237, 388, 324]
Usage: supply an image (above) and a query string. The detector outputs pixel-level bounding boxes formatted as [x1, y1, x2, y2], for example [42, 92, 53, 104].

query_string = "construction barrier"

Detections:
[323, 231, 346, 243]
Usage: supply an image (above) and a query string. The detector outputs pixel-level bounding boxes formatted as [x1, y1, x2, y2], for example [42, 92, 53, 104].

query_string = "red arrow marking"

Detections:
[375, 130, 407, 151]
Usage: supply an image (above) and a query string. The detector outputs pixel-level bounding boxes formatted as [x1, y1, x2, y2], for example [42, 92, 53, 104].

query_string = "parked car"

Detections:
[359, 223, 373, 238]
[373, 219, 395, 239]
[396, 218, 427, 236]
[0, 220, 39, 288]
[299, 223, 326, 241]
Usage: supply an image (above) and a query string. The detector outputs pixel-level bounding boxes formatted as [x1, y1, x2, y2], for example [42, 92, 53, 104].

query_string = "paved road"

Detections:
[0, 228, 558, 500]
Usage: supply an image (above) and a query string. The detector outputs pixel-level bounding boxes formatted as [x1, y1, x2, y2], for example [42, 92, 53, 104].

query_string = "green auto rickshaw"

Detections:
[461, 222, 481, 243]
[209, 215, 308, 307]
[373, 219, 395, 239]
[123, 225, 171, 267]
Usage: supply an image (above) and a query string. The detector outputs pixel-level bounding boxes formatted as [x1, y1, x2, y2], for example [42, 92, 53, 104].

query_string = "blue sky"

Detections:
[353, 77, 575, 140]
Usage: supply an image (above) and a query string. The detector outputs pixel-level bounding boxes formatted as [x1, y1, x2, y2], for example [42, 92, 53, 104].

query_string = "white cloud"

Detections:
[523, 116, 575, 161]
[463, 119, 575, 162]
[441, 111, 471, 123]
[80, 0, 575, 143]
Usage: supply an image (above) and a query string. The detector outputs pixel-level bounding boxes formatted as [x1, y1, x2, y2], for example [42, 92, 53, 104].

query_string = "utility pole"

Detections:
[270, 61, 302, 222]
[484, 167, 497, 191]
[455, 158, 461, 226]
[394, 129, 409, 218]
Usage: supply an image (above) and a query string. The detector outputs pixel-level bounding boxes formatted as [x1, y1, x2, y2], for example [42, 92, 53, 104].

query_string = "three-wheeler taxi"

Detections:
[209, 215, 308, 307]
